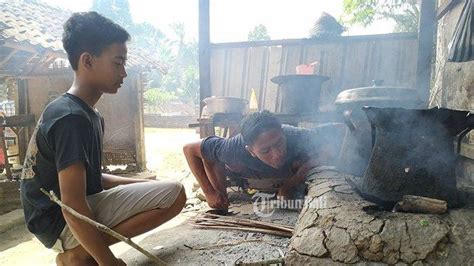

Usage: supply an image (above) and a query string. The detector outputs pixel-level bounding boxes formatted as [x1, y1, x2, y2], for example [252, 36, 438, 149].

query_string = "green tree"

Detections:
[143, 88, 177, 114]
[342, 0, 419, 32]
[159, 23, 199, 104]
[248, 24, 271, 41]
[91, 0, 133, 28]
[90, 1, 200, 111]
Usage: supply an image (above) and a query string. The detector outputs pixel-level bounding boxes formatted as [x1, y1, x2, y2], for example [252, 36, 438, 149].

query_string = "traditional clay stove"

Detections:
[349, 107, 473, 208]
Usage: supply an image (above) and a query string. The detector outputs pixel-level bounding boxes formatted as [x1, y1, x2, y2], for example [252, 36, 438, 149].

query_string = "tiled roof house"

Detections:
[0, 0, 167, 77]
[0, 0, 160, 170]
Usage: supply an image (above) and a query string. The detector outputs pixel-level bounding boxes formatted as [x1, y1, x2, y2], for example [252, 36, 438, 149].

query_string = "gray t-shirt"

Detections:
[201, 124, 341, 179]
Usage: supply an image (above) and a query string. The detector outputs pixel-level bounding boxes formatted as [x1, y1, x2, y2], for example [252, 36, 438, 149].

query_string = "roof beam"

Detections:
[2, 40, 66, 59]
[19, 51, 40, 75]
[0, 48, 18, 68]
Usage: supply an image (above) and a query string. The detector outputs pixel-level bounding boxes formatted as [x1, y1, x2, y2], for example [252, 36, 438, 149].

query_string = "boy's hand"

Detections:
[278, 185, 291, 200]
[206, 191, 229, 210]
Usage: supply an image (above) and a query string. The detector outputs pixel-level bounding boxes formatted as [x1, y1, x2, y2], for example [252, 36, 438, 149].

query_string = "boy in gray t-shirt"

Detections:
[183, 110, 344, 210]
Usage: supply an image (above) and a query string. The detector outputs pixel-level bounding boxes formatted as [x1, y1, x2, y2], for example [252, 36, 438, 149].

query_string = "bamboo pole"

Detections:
[40, 189, 167, 265]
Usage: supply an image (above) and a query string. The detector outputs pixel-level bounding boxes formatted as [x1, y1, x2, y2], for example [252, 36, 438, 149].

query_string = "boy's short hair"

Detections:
[240, 110, 282, 145]
[62, 11, 130, 70]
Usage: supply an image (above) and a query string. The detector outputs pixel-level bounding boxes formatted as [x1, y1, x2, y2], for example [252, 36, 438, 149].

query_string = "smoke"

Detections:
[354, 107, 473, 207]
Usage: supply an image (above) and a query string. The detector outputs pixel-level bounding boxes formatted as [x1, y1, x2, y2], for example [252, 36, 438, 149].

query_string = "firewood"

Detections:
[202, 213, 294, 231]
[194, 216, 293, 233]
[235, 257, 285, 265]
[185, 239, 278, 250]
[191, 214, 294, 237]
[393, 195, 448, 214]
[190, 224, 293, 237]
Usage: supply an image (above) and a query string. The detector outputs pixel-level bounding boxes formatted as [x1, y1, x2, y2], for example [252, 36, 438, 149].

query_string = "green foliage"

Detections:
[153, 22, 199, 106]
[342, 0, 419, 32]
[248, 24, 271, 41]
[143, 88, 177, 114]
[91, 0, 133, 28]
[419, 219, 430, 226]
[91, 0, 199, 113]
[158, 38, 199, 105]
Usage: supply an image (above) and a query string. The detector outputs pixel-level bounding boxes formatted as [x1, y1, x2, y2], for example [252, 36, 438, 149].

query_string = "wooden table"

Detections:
[189, 113, 243, 138]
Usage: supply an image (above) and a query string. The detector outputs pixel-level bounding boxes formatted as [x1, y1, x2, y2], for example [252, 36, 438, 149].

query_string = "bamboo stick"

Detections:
[235, 257, 285, 265]
[201, 213, 294, 230]
[40, 188, 167, 266]
[186, 239, 272, 250]
[193, 216, 293, 233]
[190, 224, 293, 238]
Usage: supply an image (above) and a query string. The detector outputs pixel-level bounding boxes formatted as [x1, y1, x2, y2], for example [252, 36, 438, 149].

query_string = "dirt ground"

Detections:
[119, 203, 298, 265]
[0, 128, 202, 265]
[144, 128, 199, 180]
[0, 128, 297, 265]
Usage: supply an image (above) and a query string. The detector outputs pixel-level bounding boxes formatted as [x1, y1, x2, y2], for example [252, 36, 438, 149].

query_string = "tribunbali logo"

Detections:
[252, 192, 327, 218]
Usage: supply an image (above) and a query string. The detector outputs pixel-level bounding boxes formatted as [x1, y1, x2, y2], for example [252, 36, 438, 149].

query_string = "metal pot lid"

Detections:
[335, 80, 421, 105]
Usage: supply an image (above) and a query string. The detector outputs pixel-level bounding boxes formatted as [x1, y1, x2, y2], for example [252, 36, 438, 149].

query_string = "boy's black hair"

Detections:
[240, 110, 282, 145]
[62, 11, 130, 70]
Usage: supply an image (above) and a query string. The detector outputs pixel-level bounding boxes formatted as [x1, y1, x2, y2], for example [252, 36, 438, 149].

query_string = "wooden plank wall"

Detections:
[209, 33, 418, 113]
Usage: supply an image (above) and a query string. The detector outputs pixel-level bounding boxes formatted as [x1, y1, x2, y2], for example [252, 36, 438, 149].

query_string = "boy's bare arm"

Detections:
[183, 141, 228, 209]
[101, 173, 150, 190]
[58, 162, 119, 265]
[183, 141, 216, 195]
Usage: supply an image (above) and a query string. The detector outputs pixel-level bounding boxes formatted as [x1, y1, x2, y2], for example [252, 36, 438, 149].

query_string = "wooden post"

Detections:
[416, 0, 437, 105]
[16, 78, 29, 165]
[133, 73, 146, 171]
[0, 126, 12, 179]
[199, 0, 211, 115]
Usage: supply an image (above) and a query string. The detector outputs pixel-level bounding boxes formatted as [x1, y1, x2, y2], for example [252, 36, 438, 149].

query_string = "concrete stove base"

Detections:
[286, 169, 474, 265]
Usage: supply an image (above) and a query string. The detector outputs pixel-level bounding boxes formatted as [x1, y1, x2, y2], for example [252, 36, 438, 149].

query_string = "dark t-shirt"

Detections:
[20, 93, 104, 248]
[201, 124, 341, 179]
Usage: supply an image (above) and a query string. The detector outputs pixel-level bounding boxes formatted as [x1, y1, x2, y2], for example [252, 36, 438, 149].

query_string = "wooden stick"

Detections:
[40, 188, 167, 265]
[201, 213, 294, 231]
[201, 213, 294, 230]
[235, 258, 285, 266]
[193, 217, 293, 233]
[393, 195, 448, 214]
[210, 217, 293, 232]
[190, 224, 293, 237]
[194, 217, 293, 233]
[192, 220, 240, 228]
[186, 239, 272, 250]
